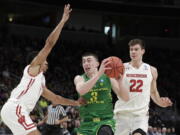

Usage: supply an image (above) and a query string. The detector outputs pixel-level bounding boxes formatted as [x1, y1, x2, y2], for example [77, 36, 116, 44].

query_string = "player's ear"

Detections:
[142, 49, 145, 55]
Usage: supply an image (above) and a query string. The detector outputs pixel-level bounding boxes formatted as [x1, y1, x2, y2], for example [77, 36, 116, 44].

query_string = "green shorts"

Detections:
[77, 118, 115, 135]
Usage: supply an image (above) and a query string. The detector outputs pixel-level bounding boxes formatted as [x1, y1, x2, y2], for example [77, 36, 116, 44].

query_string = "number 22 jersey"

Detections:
[114, 62, 153, 116]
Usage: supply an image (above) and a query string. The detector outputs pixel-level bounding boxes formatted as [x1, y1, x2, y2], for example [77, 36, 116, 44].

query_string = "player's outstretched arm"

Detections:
[42, 87, 86, 106]
[150, 66, 173, 107]
[74, 58, 111, 95]
[29, 4, 72, 75]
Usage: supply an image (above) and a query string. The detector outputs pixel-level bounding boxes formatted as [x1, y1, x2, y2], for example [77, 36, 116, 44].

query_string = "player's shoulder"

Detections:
[23, 65, 30, 71]
[149, 65, 158, 79]
[74, 75, 84, 83]
[141, 63, 153, 70]
[144, 64, 158, 79]
[74, 75, 82, 80]
[142, 63, 157, 73]
[148, 64, 157, 72]
[141, 62, 149, 67]
[23, 64, 43, 79]
[22, 65, 31, 76]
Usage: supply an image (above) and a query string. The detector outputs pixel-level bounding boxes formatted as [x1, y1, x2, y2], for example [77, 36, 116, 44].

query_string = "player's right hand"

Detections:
[61, 4, 72, 23]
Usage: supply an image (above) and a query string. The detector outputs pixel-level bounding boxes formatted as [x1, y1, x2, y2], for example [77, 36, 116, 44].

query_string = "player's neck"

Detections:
[130, 60, 143, 68]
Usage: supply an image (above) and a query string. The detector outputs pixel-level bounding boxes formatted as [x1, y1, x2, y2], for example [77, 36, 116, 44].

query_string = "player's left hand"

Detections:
[77, 97, 87, 106]
[61, 4, 72, 23]
[159, 97, 173, 107]
[99, 58, 112, 76]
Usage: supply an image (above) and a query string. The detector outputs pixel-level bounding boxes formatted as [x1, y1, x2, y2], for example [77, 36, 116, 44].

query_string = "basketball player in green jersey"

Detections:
[74, 52, 129, 135]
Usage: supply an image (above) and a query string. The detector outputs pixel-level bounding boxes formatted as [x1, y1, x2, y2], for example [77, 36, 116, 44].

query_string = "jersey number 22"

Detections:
[130, 79, 143, 92]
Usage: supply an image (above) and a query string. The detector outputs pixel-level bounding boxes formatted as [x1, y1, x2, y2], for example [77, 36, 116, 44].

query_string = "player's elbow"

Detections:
[150, 91, 157, 100]
[120, 93, 129, 102]
[76, 85, 87, 96]
[117, 89, 130, 102]
[123, 96, 129, 102]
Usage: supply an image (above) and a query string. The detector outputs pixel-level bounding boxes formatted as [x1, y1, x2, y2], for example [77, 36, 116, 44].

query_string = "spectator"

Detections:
[162, 127, 167, 135]
[148, 126, 154, 135]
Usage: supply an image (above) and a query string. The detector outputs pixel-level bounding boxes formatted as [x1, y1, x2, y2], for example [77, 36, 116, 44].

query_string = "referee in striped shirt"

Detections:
[39, 104, 70, 135]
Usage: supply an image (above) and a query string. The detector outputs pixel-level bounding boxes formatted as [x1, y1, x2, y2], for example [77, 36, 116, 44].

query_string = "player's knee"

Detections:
[97, 125, 113, 135]
[132, 128, 146, 135]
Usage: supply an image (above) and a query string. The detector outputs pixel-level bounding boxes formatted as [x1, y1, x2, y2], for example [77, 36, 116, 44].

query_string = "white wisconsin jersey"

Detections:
[114, 62, 153, 116]
[10, 65, 45, 113]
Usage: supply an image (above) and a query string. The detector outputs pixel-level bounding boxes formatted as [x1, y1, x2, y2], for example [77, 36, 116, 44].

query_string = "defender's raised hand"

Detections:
[61, 4, 72, 23]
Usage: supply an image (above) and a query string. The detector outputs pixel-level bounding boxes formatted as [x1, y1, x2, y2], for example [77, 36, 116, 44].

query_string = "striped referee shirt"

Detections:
[46, 104, 66, 125]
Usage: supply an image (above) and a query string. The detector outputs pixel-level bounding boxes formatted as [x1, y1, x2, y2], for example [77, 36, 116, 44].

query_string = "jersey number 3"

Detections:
[130, 79, 143, 92]
[90, 92, 98, 102]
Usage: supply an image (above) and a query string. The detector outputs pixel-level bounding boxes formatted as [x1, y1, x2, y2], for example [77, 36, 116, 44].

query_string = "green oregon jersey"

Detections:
[77, 73, 115, 135]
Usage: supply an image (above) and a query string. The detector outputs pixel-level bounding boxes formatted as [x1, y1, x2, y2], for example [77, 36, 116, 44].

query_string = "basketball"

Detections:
[105, 56, 124, 78]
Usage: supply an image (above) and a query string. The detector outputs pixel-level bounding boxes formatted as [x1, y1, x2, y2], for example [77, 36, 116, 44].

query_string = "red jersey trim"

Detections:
[17, 79, 35, 99]
[16, 105, 36, 130]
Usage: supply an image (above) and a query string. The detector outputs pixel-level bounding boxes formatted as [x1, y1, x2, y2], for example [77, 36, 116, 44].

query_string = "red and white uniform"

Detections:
[114, 62, 153, 135]
[1, 65, 45, 135]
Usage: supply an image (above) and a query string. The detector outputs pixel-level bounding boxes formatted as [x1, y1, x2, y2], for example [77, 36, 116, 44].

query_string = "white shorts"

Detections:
[114, 113, 149, 135]
[0, 100, 37, 135]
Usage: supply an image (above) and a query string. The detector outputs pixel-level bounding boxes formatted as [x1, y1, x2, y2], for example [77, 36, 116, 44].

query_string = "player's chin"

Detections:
[131, 57, 138, 61]
[43, 68, 48, 73]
